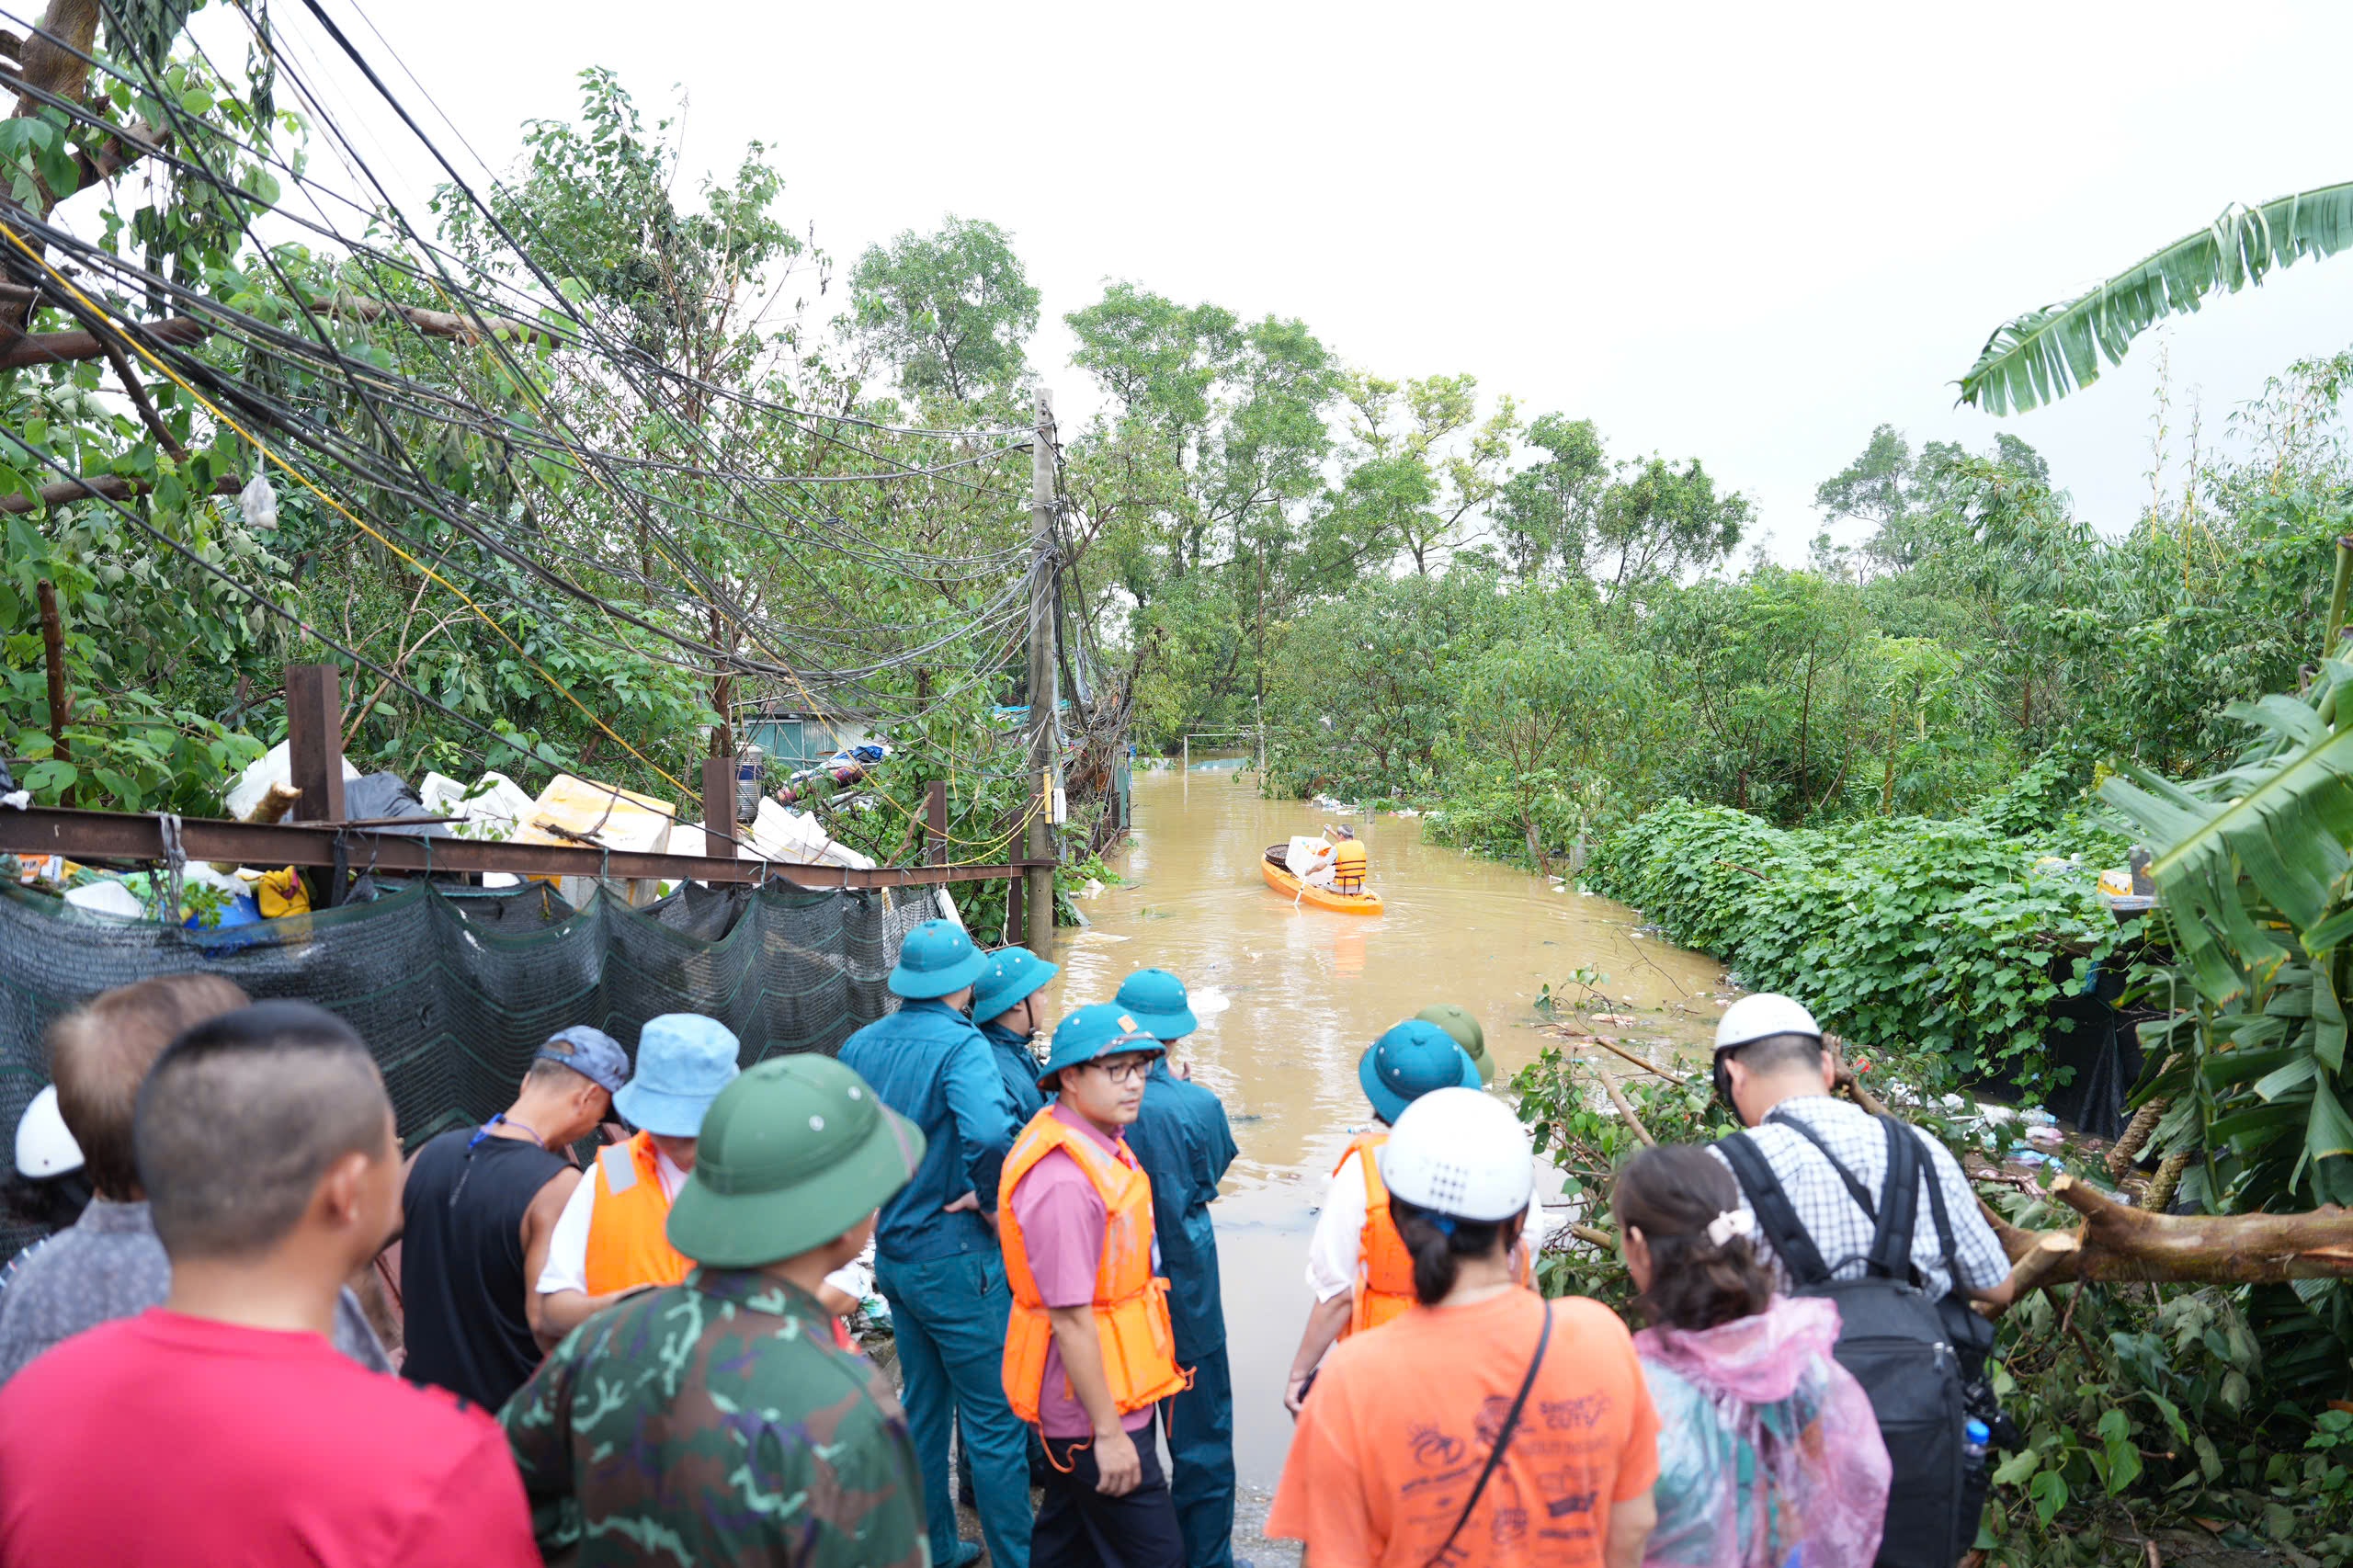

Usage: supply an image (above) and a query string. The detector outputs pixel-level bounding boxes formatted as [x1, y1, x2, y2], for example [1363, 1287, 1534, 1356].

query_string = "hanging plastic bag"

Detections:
[238, 472, 278, 531]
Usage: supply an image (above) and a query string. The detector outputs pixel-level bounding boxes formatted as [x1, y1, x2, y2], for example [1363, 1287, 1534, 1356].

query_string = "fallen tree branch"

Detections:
[1568, 1222, 1617, 1251]
[0, 314, 210, 369]
[0, 471, 241, 514]
[0, 293, 563, 373]
[1550, 1026, 1692, 1085]
[1986, 1174, 2353, 1310]
[1600, 1072, 1656, 1147]
[308, 292, 568, 350]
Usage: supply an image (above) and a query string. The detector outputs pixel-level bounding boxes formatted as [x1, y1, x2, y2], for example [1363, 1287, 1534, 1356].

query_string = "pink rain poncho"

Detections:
[1633, 1294, 1890, 1568]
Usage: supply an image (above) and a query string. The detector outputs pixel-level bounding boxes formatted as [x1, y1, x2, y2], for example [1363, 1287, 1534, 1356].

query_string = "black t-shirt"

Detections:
[398, 1128, 571, 1412]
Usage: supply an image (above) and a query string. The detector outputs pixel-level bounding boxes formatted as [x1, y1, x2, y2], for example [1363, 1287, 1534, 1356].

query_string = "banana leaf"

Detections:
[1961, 182, 2353, 415]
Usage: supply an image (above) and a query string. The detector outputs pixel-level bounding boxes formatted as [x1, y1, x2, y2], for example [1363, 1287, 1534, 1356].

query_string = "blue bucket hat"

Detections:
[1035, 1002, 1163, 1089]
[890, 918, 988, 1000]
[1358, 1019, 1482, 1124]
[1113, 968, 1197, 1041]
[613, 1014, 742, 1137]
[536, 1025, 629, 1094]
[972, 945, 1060, 1025]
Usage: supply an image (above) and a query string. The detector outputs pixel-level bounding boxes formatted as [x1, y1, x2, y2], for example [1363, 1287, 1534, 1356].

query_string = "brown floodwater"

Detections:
[1032, 758, 1723, 1551]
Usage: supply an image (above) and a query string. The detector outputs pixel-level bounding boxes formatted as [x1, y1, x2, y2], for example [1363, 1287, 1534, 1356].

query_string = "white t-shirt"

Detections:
[1304, 1145, 1554, 1302]
[534, 1144, 872, 1304]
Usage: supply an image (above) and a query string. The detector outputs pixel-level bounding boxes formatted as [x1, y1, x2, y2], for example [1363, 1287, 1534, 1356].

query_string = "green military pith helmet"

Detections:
[1415, 1003, 1495, 1085]
[666, 1055, 926, 1267]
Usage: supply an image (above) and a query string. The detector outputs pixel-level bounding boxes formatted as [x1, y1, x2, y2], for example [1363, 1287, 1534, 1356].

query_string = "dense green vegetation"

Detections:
[9, 10, 2353, 1563]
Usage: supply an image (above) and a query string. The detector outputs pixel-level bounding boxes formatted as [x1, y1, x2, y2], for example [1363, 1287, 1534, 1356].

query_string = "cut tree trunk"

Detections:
[1985, 1174, 2353, 1304]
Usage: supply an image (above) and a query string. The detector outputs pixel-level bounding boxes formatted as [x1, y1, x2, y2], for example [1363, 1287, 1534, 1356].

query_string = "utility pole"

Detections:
[1025, 390, 1058, 953]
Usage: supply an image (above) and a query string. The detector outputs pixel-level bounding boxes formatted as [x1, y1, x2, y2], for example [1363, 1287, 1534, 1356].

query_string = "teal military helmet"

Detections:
[1034, 1002, 1163, 1088]
[666, 1054, 926, 1267]
[889, 918, 988, 1000]
[1113, 968, 1197, 1042]
[972, 945, 1060, 1025]
[1357, 1019, 1482, 1123]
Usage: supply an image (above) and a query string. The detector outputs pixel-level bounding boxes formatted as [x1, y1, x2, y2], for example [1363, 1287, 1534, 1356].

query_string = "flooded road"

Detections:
[1034, 760, 1722, 1550]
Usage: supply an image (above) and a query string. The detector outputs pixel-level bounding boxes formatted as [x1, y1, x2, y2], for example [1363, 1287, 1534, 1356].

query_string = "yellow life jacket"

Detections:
[1333, 839, 1369, 893]
[583, 1131, 693, 1296]
[998, 1108, 1188, 1424]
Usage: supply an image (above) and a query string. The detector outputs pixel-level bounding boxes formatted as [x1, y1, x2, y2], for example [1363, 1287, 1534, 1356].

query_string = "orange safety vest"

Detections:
[998, 1109, 1188, 1424]
[582, 1131, 693, 1296]
[1337, 1131, 1417, 1336]
[1336, 1131, 1533, 1337]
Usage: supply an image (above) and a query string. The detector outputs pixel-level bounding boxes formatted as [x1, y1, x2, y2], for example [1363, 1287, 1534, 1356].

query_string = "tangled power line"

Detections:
[0, 0, 1096, 852]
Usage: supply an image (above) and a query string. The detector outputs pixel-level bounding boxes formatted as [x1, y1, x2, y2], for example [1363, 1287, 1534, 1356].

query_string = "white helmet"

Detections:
[1714, 993, 1821, 1053]
[16, 1085, 83, 1179]
[1377, 1087, 1532, 1221]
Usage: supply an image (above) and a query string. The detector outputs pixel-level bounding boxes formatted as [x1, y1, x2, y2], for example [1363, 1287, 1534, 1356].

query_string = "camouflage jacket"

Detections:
[500, 1267, 927, 1568]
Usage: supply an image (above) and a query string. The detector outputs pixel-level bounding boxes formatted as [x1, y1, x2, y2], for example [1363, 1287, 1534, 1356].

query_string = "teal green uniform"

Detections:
[500, 1267, 926, 1568]
[981, 1020, 1048, 1121]
[1125, 1058, 1241, 1568]
[841, 999, 1031, 1568]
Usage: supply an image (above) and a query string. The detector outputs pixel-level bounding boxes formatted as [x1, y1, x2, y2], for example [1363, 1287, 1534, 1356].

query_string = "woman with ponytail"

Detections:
[1267, 1088, 1660, 1568]
[1612, 1145, 1890, 1568]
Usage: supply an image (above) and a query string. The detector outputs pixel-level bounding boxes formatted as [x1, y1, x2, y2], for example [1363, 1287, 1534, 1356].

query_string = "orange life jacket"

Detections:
[1336, 1130, 1533, 1337]
[1333, 839, 1369, 893]
[1337, 1131, 1416, 1336]
[998, 1108, 1188, 1424]
[583, 1131, 693, 1296]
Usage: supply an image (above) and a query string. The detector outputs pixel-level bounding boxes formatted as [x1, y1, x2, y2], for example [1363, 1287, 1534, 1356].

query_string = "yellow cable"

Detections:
[10, 222, 1043, 852]
[2, 220, 694, 797]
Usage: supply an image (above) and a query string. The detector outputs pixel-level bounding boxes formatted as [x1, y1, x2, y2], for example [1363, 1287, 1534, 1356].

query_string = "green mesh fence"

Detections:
[0, 877, 938, 1258]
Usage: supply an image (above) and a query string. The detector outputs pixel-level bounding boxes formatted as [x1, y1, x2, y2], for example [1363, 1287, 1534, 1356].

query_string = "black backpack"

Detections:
[1717, 1112, 1990, 1568]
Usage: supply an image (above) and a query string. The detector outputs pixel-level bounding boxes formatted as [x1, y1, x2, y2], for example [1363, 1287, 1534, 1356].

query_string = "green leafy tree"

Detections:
[847, 215, 1040, 401]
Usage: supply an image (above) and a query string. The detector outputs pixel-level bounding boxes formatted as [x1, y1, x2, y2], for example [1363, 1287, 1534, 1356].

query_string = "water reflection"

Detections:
[1037, 760, 1722, 1514]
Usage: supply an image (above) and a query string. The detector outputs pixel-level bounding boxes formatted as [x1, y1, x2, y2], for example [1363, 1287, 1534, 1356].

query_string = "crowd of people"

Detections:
[0, 921, 2016, 1568]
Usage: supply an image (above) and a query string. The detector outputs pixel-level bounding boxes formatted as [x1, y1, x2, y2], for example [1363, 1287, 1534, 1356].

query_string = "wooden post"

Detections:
[701, 756, 735, 856]
[285, 665, 346, 824]
[1024, 389, 1058, 955]
[35, 580, 71, 805]
[925, 779, 948, 866]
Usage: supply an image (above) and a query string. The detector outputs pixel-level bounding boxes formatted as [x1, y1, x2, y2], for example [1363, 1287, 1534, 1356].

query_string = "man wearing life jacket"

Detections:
[1282, 1020, 1483, 1415]
[1001, 1004, 1190, 1568]
[1328, 828, 1369, 895]
[1113, 968, 1244, 1568]
[533, 1014, 739, 1339]
[974, 945, 1060, 1122]
[840, 919, 1029, 1568]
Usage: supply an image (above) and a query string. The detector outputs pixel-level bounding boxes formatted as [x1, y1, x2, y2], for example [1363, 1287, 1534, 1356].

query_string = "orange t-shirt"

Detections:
[1267, 1289, 1659, 1568]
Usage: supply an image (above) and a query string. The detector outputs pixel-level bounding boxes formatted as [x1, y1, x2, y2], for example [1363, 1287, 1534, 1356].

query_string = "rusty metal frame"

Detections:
[0, 807, 1042, 891]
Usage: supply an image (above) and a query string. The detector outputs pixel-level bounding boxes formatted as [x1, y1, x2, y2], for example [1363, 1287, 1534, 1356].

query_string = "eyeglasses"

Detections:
[1084, 1056, 1154, 1085]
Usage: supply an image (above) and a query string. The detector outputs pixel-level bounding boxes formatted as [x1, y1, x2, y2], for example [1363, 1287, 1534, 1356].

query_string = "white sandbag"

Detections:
[421, 770, 535, 840]
[64, 880, 146, 919]
[1285, 835, 1335, 879]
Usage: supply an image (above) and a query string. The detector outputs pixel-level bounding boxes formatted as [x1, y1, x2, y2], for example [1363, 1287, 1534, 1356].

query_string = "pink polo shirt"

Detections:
[1008, 1102, 1159, 1439]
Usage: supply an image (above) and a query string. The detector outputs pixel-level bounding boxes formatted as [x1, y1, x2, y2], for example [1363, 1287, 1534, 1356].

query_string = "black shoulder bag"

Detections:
[1424, 1295, 1551, 1568]
[1717, 1113, 1972, 1568]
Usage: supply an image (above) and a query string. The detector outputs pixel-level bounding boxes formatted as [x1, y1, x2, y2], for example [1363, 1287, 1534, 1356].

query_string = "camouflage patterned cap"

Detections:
[665, 1055, 925, 1267]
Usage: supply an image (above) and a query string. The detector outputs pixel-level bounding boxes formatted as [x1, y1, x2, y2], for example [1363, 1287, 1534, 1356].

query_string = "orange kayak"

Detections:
[1260, 850, 1384, 915]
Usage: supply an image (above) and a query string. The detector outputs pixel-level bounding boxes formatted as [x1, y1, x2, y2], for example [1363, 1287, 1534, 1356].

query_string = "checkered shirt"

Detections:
[1707, 1094, 2009, 1302]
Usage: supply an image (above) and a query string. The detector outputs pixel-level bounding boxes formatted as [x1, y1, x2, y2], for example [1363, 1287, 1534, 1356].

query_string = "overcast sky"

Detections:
[229, 0, 2353, 562]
